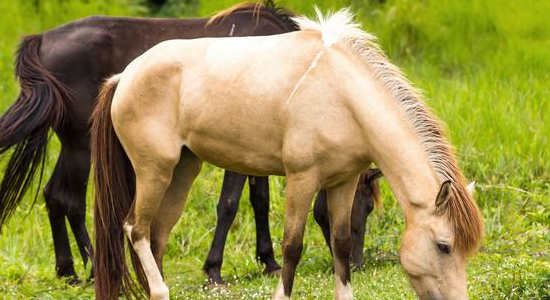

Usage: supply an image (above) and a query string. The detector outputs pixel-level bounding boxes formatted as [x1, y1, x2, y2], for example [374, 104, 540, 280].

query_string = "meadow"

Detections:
[0, 0, 548, 299]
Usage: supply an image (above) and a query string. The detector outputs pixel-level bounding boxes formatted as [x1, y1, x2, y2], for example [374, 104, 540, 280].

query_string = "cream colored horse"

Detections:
[91, 8, 484, 300]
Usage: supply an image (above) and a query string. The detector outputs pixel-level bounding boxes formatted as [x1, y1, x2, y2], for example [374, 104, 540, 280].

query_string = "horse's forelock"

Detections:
[448, 182, 484, 255]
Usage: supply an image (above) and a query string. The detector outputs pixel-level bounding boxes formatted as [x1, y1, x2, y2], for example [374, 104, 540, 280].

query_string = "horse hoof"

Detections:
[204, 281, 229, 291]
[263, 267, 282, 277]
[150, 284, 170, 300]
[351, 263, 364, 272]
[65, 276, 81, 286]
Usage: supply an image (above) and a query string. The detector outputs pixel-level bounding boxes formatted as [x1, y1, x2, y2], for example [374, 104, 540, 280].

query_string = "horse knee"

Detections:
[333, 235, 352, 261]
[217, 197, 239, 218]
[282, 238, 303, 265]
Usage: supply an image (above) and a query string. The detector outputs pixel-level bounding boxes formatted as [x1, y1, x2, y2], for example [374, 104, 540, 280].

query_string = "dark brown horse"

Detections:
[0, 1, 298, 284]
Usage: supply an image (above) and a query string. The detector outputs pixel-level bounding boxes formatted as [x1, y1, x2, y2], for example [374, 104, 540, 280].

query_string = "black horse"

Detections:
[0, 0, 381, 286]
[203, 168, 382, 285]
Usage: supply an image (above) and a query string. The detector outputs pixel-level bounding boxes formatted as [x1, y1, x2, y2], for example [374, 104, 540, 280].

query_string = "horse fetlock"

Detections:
[335, 280, 353, 300]
[273, 278, 290, 300]
[203, 262, 223, 284]
[149, 283, 169, 300]
[263, 265, 281, 277]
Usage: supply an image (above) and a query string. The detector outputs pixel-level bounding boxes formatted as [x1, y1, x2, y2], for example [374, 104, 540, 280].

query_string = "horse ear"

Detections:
[367, 168, 383, 182]
[466, 181, 476, 196]
[435, 180, 452, 208]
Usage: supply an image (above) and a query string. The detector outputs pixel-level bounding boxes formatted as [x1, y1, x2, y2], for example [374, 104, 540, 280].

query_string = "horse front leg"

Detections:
[349, 190, 374, 269]
[248, 176, 281, 276]
[203, 170, 246, 285]
[326, 176, 360, 300]
[273, 172, 319, 300]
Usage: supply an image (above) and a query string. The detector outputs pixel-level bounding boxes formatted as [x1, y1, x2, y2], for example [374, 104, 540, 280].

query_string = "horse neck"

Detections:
[350, 74, 440, 216]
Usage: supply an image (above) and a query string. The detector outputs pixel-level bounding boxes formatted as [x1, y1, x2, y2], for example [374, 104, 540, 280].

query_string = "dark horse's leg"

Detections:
[314, 190, 374, 268]
[203, 170, 247, 285]
[313, 190, 332, 253]
[349, 189, 375, 268]
[43, 144, 92, 283]
[314, 171, 380, 268]
[248, 176, 281, 275]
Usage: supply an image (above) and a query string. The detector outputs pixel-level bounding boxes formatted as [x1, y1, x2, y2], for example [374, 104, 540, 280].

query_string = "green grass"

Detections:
[0, 0, 549, 299]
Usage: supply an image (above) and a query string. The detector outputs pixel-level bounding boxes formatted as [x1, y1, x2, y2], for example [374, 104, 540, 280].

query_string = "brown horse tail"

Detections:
[0, 34, 68, 230]
[91, 74, 147, 299]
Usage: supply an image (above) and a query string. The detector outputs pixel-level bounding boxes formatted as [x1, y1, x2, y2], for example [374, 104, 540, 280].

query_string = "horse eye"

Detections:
[437, 243, 451, 254]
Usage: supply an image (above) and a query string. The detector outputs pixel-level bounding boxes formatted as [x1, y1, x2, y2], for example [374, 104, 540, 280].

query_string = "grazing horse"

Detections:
[91, 8, 484, 300]
[0, 0, 300, 283]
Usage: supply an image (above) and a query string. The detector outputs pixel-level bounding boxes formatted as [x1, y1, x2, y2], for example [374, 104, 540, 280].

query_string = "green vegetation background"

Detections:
[0, 0, 548, 299]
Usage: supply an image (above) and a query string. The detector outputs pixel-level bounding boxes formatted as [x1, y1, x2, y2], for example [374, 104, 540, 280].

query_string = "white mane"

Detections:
[293, 7, 484, 254]
[292, 7, 376, 46]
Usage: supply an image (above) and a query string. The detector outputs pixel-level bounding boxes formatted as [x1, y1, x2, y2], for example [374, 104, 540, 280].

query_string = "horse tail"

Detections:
[91, 74, 147, 299]
[0, 34, 68, 230]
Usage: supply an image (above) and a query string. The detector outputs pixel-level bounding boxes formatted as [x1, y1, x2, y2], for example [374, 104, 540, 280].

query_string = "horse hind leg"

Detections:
[150, 148, 202, 275]
[120, 129, 182, 300]
[248, 176, 281, 276]
[326, 176, 360, 300]
[43, 145, 91, 284]
[59, 145, 94, 279]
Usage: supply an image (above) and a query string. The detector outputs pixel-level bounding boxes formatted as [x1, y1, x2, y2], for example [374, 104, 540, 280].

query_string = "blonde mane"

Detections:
[293, 8, 484, 255]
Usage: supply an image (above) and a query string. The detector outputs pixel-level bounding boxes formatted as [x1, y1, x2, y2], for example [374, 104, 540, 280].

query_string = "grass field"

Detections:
[0, 0, 549, 299]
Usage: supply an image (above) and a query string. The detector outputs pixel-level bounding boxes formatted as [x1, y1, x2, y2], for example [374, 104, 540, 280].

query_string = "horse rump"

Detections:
[91, 75, 148, 299]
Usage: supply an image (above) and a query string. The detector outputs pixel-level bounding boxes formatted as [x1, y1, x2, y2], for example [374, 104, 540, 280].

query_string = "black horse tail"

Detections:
[91, 74, 147, 299]
[0, 34, 68, 230]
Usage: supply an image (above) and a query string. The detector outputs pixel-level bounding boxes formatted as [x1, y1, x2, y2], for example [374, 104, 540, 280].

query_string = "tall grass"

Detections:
[0, 0, 548, 299]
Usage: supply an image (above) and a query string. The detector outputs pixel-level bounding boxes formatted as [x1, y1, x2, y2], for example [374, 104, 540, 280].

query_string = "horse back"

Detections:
[111, 31, 366, 177]
[33, 13, 293, 139]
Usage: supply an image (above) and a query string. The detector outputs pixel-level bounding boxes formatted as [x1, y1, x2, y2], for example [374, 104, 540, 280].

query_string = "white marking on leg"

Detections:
[123, 222, 133, 243]
[229, 24, 236, 37]
[335, 280, 353, 300]
[286, 51, 325, 104]
[273, 277, 290, 300]
[133, 239, 170, 300]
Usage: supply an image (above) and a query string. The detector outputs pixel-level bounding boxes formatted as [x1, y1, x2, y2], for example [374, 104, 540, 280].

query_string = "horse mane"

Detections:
[292, 8, 484, 255]
[206, 0, 298, 31]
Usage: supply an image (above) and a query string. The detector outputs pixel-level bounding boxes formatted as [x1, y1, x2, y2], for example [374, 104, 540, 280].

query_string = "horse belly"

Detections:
[180, 97, 286, 176]
[186, 135, 285, 176]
